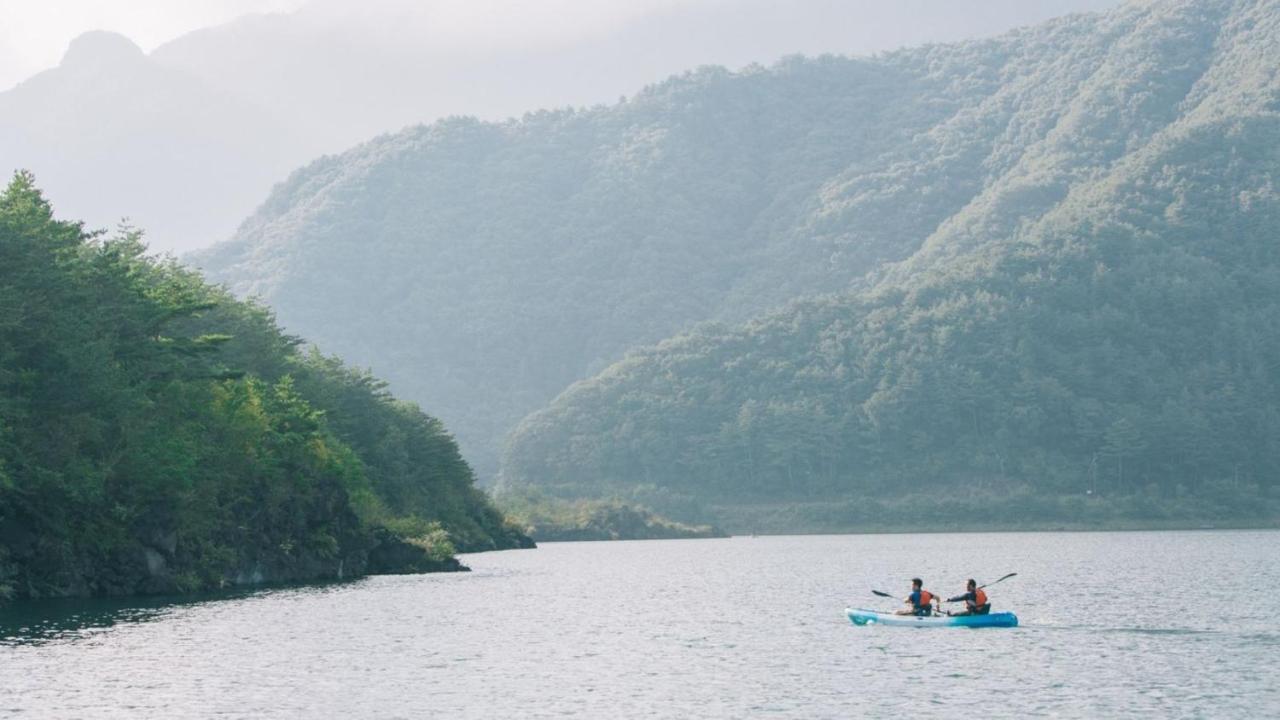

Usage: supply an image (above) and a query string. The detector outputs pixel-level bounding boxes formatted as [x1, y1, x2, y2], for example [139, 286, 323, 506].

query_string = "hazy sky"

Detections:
[1, 0, 1123, 91]
[0, 0, 706, 88]
[0, 0, 306, 88]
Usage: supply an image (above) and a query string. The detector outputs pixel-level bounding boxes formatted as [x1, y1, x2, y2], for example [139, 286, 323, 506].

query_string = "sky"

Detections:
[0, 0, 1123, 91]
[0, 0, 1124, 253]
[0, 0, 306, 88]
[0, 0, 706, 89]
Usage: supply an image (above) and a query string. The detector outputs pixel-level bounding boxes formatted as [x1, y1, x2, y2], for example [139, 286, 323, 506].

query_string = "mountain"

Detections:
[193, 0, 1176, 481]
[0, 173, 527, 603]
[500, 0, 1280, 530]
[189, 59, 952, 479]
[0, 31, 311, 254]
[151, 0, 1122, 152]
[0, 1, 1118, 254]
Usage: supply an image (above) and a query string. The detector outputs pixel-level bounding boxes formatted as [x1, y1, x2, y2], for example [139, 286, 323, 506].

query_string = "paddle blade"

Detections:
[871, 589, 894, 598]
[980, 573, 1018, 589]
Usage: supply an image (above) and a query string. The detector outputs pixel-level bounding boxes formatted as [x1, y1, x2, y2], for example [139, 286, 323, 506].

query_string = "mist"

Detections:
[4, 1, 1279, 715]
[2, 0, 1119, 253]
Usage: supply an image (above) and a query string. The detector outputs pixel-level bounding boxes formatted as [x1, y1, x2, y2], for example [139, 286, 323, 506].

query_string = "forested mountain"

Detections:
[502, 0, 1280, 530]
[196, 0, 1234, 486]
[0, 1, 1116, 253]
[151, 0, 1118, 151]
[193, 57, 946, 477]
[0, 174, 526, 603]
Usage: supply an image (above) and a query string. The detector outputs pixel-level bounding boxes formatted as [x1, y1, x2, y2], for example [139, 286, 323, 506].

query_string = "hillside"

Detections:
[501, 0, 1280, 529]
[0, 173, 527, 603]
[194, 2, 1151, 479]
[0, 2, 1115, 255]
[152, 0, 1119, 150]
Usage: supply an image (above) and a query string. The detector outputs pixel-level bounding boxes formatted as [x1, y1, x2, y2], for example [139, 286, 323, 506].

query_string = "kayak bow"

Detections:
[845, 608, 1018, 628]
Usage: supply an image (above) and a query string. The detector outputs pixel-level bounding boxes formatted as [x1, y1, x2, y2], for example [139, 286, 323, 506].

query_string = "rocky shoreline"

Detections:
[0, 521, 532, 605]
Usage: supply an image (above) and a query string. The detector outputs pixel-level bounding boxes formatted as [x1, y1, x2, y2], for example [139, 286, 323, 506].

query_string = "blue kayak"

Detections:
[846, 608, 1018, 628]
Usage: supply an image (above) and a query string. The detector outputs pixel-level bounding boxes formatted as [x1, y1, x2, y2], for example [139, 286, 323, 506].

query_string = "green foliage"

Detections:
[190, 1, 1280, 531]
[497, 490, 723, 542]
[192, 39, 993, 478]
[715, 484, 1280, 536]
[497, 0, 1280, 529]
[400, 522, 457, 563]
[194, 0, 1276, 491]
[0, 174, 526, 601]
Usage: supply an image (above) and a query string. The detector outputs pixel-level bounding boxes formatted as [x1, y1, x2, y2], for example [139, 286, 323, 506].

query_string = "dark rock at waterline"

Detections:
[1, 487, 538, 603]
[0, 510, 492, 603]
[366, 529, 468, 574]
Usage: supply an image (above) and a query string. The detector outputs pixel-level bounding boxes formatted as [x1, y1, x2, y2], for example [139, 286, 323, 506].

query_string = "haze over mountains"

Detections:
[0, 31, 310, 258]
[194, 0, 1280, 536]
[1, 0, 1118, 253]
[501, 0, 1280, 529]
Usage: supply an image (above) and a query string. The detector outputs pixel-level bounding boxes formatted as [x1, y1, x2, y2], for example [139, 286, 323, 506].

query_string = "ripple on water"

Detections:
[2, 531, 1279, 718]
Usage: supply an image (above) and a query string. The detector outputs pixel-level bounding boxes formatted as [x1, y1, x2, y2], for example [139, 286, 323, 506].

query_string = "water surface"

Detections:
[3, 531, 1277, 717]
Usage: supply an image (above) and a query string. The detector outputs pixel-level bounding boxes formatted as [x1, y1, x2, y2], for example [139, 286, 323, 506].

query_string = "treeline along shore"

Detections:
[191, 0, 1280, 534]
[0, 173, 530, 604]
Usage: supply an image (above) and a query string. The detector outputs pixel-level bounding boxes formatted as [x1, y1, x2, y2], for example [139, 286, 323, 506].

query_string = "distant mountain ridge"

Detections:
[194, 0, 1213, 486]
[0, 31, 309, 253]
[501, 0, 1280, 529]
[191, 56, 970, 478]
[0, 0, 1117, 254]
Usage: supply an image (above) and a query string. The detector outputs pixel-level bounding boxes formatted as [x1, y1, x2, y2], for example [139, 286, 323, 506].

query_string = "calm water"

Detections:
[2, 531, 1278, 718]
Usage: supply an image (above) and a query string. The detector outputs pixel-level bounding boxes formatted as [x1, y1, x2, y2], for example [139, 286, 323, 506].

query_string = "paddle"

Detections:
[978, 572, 1018, 590]
[942, 572, 1019, 604]
[869, 588, 940, 616]
[871, 573, 1017, 603]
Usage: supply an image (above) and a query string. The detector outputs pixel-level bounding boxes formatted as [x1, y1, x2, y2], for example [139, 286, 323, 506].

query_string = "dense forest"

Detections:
[192, 56, 946, 477]
[0, 2, 1114, 255]
[502, 0, 1280, 529]
[0, 174, 528, 603]
[195, 0, 1259, 485]
[196, 0, 1280, 530]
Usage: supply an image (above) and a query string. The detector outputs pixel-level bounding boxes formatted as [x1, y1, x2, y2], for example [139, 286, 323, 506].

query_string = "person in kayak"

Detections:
[945, 579, 991, 616]
[894, 578, 939, 616]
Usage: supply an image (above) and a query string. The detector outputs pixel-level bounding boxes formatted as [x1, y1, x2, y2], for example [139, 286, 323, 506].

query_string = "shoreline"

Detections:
[713, 518, 1280, 538]
[528, 521, 1280, 543]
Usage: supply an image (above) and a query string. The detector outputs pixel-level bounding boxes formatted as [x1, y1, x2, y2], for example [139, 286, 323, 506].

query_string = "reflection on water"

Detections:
[1, 596, 176, 646]
[0, 581, 358, 647]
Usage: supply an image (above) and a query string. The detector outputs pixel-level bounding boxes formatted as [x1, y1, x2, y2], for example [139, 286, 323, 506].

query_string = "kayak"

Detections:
[845, 608, 1018, 628]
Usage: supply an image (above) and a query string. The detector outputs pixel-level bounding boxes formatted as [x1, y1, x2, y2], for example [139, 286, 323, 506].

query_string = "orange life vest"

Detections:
[918, 590, 934, 607]
[973, 588, 988, 607]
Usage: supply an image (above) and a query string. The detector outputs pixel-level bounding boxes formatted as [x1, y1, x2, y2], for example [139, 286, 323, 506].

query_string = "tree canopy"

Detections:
[196, 0, 1280, 530]
[499, 0, 1280, 528]
[0, 174, 526, 602]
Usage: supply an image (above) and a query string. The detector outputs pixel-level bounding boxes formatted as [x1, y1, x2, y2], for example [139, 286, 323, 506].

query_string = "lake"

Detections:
[3, 531, 1278, 718]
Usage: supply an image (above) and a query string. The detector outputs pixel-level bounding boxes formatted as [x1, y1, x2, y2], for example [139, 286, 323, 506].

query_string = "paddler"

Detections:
[894, 578, 939, 616]
[944, 579, 991, 616]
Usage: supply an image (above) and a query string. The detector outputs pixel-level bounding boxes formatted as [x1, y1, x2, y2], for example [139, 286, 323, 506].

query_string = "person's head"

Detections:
[967, 579, 976, 590]
[911, 578, 922, 589]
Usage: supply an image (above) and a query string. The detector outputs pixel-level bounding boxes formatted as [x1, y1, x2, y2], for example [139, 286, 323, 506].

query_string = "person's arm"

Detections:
[945, 591, 975, 603]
